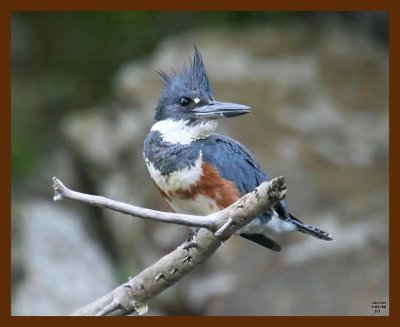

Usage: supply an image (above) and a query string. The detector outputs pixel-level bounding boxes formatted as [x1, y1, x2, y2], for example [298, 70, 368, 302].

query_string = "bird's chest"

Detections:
[146, 154, 203, 196]
[144, 132, 240, 215]
[145, 156, 221, 215]
[144, 134, 202, 191]
[144, 135, 219, 215]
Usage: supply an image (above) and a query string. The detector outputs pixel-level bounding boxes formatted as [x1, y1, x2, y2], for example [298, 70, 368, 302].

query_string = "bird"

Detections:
[143, 46, 333, 251]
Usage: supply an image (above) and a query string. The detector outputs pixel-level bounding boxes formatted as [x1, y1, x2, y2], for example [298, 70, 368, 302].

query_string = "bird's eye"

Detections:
[179, 97, 192, 108]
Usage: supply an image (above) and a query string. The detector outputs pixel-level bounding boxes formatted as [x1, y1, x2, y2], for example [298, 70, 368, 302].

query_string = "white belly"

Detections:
[167, 195, 220, 216]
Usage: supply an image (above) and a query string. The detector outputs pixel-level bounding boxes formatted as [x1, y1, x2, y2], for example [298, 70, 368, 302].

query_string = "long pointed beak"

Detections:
[193, 101, 251, 118]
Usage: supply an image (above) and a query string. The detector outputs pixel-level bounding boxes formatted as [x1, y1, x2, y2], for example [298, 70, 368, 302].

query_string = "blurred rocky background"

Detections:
[11, 12, 389, 316]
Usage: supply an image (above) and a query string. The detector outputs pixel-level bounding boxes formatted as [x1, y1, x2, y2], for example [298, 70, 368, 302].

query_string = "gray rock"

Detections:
[12, 201, 116, 315]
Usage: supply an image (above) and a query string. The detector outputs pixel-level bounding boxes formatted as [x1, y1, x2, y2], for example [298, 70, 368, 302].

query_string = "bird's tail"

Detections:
[289, 214, 334, 241]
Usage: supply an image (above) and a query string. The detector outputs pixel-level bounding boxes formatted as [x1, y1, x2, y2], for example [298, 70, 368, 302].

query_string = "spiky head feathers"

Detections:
[156, 47, 214, 103]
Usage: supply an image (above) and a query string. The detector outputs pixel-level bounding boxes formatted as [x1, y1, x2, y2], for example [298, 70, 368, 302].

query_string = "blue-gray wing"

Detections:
[201, 134, 290, 220]
[201, 135, 333, 248]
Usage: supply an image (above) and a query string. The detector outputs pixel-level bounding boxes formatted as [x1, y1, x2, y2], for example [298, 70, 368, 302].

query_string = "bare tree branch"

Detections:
[52, 177, 217, 229]
[52, 176, 287, 316]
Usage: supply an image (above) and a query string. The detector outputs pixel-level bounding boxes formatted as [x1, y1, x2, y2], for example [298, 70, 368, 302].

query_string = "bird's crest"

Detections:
[156, 46, 213, 97]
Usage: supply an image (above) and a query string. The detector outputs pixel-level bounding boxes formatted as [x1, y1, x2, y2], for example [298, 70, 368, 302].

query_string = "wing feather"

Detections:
[201, 134, 290, 219]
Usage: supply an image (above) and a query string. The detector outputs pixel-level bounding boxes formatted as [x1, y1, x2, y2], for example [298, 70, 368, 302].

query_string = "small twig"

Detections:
[215, 217, 236, 239]
[96, 300, 120, 316]
[52, 177, 217, 229]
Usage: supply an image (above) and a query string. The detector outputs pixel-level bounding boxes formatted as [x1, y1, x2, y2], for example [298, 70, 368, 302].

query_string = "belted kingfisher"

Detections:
[143, 47, 333, 251]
